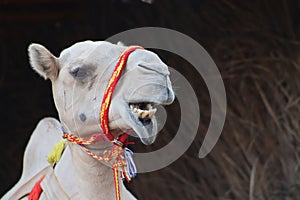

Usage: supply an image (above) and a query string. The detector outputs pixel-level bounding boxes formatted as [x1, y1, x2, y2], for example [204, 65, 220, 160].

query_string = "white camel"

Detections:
[2, 41, 174, 200]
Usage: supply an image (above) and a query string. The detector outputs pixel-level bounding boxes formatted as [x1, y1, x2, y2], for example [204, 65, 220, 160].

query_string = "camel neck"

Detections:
[69, 143, 134, 200]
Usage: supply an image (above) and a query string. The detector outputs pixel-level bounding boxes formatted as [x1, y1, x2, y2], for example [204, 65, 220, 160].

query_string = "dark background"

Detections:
[1, 0, 300, 199]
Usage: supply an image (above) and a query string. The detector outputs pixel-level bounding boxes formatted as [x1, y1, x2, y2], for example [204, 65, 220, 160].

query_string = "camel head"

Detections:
[28, 41, 174, 145]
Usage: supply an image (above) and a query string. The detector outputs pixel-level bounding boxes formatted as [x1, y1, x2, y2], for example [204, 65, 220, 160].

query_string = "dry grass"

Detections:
[128, 0, 300, 199]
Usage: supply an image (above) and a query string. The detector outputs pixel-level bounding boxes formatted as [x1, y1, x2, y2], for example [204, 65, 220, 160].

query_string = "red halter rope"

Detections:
[63, 45, 143, 200]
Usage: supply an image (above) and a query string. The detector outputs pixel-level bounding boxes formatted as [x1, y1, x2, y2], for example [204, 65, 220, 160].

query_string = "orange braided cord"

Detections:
[98, 46, 143, 200]
[63, 134, 130, 166]
[113, 168, 121, 200]
[79, 144, 129, 168]
[122, 166, 131, 182]
[81, 145, 111, 162]
[100, 46, 144, 139]
[62, 133, 106, 145]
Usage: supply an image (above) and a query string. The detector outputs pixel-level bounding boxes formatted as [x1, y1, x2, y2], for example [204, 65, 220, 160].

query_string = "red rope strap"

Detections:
[100, 46, 143, 141]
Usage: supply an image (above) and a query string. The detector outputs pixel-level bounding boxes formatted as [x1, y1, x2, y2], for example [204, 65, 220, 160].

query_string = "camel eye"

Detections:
[70, 67, 79, 77]
[70, 67, 89, 80]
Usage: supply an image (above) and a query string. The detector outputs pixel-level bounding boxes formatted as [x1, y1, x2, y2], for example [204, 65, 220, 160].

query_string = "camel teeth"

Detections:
[147, 104, 153, 109]
[132, 108, 157, 119]
[141, 111, 149, 118]
[132, 108, 142, 117]
[148, 108, 157, 117]
[137, 109, 144, 117]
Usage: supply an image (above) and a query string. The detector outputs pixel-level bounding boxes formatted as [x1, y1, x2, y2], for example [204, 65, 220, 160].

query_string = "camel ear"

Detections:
[28, 43, 59, 80]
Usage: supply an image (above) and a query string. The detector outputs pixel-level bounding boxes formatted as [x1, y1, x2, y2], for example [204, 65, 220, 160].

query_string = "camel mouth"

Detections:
[128, 102, 157, 126]
[124, 102, 158, 145]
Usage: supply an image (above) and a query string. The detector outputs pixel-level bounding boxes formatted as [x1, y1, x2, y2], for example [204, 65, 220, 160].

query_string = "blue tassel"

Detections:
[124, 147, 137, 178]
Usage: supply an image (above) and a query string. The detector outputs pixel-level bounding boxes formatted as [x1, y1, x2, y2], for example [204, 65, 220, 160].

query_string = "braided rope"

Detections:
[62, 133, 106, 145]
[113, 168, 120, 200]
[100, 46, 144, 141]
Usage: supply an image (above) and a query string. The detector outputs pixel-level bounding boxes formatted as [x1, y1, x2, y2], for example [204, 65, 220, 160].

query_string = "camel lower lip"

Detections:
[130, 110, 153, 127]
[139, 117, 151, 126]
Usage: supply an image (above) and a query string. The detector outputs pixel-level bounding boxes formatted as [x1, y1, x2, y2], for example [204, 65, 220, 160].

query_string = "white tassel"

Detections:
[124, 147, 137, 178]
